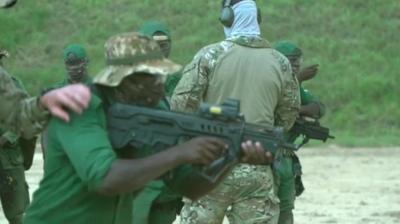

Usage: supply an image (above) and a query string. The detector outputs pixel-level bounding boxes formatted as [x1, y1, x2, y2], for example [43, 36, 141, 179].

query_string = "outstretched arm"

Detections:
[0, 67, 91, 138]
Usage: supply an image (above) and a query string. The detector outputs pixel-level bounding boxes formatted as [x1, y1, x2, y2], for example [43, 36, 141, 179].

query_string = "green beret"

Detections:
[139, 21, 171, 39]
[274, 41, 302, 57]
[63, 44, 87, 63]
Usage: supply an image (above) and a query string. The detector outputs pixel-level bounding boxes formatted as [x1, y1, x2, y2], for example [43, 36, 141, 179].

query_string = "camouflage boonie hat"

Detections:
[94, 32, 181, 87]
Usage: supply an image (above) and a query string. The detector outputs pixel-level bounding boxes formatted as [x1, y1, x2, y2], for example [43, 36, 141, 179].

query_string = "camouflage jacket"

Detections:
[0, 128, 23, 169]
[0, 66, 48, 139]
[170, 36, 300, 130]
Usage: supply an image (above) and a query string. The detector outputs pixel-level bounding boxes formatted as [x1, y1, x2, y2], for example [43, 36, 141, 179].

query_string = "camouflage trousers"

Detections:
[0, 166, 30, 224]
[179, 164, 280, 224]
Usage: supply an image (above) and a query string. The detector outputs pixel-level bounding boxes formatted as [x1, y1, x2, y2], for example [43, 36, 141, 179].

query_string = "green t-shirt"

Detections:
[165, 71, 183, 97]
[24, 95, 132, 224]
[300, 86, 317, 105]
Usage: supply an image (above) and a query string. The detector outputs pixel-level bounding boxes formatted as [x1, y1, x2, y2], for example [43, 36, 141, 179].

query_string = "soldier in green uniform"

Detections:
[131, 21, 184, 224]
[274, 41, 326, 224]
[23, 32, 233, 224]
[139, 21, 172, 58]
[139, 21, 182, 98]
[63, 44, 92, 85]
[0, 49, 34, 224]
[24, 32, 270, 224]
[41, 44, 93, 156]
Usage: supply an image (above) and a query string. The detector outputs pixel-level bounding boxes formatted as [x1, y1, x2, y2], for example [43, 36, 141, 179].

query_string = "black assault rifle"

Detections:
[107, 99, 296, 183]
[288, 117, 335, 149]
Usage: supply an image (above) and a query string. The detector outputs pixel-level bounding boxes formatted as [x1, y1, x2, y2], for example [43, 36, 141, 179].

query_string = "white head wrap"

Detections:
[223, 0, 261, 39]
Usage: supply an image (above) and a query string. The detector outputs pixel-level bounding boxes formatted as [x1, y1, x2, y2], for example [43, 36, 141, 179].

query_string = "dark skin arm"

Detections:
[98, 137, 227, 196]
[297, 64, 319, 83]
[173, 141, 274, 200]
[300, 99, 326, 119]
[99, 138, 273, 198]
[299, 102, 321, 118]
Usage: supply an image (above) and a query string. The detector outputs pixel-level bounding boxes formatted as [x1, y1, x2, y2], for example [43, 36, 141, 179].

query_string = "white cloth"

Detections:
[223, 0, 261, 39]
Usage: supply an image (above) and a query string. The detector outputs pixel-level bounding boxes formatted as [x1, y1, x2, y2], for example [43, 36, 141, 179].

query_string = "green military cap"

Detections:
[93, 32, 181, 87]
[274, 41, 303, 57]
[63, 44, 87, 64]
[139, 21, 171, 41]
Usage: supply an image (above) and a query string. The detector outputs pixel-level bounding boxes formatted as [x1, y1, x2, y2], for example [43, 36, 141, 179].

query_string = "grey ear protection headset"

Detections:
[219, 0, 262, 27]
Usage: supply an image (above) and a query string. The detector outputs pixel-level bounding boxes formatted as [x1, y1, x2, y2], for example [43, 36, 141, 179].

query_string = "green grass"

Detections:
[1, 0, 399, 146]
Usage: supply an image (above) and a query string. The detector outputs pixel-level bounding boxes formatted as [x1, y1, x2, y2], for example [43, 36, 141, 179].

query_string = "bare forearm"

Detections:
[299, 102, 324, 118]
[98, 148, 184, 195]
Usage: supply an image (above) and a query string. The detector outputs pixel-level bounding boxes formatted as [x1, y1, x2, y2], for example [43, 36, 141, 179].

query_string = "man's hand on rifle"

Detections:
[241, 141, 274, 165]
[171, 137, 228, 165]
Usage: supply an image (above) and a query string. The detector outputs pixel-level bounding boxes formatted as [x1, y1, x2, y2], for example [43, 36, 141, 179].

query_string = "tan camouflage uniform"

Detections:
[171, 36, 300, 224]
[0, 49, 48, 139]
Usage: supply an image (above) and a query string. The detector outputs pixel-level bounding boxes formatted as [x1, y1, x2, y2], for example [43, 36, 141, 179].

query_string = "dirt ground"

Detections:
[1, 146, 400, 224]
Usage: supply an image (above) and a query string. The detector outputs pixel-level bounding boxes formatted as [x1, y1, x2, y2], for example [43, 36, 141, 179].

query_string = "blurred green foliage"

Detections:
[0, 0, 399, 146]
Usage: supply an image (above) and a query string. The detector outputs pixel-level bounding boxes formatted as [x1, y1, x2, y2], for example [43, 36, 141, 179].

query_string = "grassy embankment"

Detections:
[0, 0, 399, 146]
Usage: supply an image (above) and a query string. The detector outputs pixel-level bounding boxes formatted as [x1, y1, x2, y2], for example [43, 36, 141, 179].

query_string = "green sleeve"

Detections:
[157, 98, 170, 110]
[300, 87, 326, 118]
[53, 96, 117, 191]
[300, 87, 317, 105]
[165, 71, 183, 97]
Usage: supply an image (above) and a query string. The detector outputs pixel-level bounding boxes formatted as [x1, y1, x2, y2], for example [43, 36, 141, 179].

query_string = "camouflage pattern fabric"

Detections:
[93, 32, 180, 87]
[170, 40, 229, 113]
[179, 164, 279, 224]
[0, 165, 29, 224]
[0, 76, 31, 224]
[0, 66, 48, 139]
[171, 36, 300, 130]
[172, 36, 300, 224]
